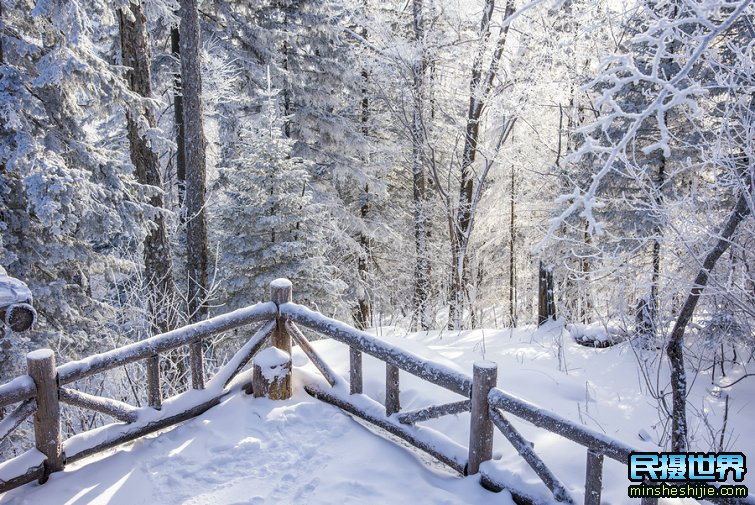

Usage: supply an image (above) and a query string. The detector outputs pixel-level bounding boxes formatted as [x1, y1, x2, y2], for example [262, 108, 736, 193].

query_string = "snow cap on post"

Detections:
[270, 278, 292, 307]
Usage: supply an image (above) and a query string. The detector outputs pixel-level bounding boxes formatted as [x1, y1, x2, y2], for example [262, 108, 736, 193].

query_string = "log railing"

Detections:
[0, 296, 279, 492]
[0, 278, 751, 505]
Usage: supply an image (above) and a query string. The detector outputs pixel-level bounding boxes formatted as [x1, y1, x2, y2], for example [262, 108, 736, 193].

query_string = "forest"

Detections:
[0, 0, 753, 462]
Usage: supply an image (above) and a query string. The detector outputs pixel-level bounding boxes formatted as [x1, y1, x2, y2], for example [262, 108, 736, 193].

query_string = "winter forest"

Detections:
[0, 0, 754, 483]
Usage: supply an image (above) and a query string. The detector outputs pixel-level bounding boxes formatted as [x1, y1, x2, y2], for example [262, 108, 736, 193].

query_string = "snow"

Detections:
[1, 321, 754, 504]
[25, 349, 53, 361]
[269, 278, 293, 290]
[254, 347, 290, 382]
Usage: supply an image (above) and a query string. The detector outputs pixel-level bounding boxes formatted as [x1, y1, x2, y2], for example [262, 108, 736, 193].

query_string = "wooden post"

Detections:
[468, 360, 497, 475]
[190, 340, 204, 389]
[270, 278, 293, 399]
[385, 363, 400, 415]
[252, 347, 292, 400]
[584, 449, 603, 505]
[146, 354, 162, 409]
[350, 347, 362, 395]
[26, 349, 64, 482]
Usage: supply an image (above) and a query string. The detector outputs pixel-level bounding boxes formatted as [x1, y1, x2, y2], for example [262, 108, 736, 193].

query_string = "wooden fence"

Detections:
[0, 279, 751, 505]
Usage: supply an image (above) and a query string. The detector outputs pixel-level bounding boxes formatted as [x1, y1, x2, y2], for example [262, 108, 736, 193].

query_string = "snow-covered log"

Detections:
[396, 400, 470, 425]
[282, 302, 472, 397]
[56, 301, 276, 385]
[285, 321, 340, 387]
[304, 383, 468, 475]
[58, 389, 139, 424]
[488, 387, 634, 463]
[0, 375, 36, 409]
[489, 407, 574, 504]
[0, 399, 36, 441]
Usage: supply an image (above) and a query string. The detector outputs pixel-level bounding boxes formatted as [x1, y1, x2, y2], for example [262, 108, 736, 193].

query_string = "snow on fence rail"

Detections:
[0, 278, 751, 505]
[0, 300, 278, 492]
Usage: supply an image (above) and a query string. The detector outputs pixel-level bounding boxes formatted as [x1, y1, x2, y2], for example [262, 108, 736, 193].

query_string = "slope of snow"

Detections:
[2, 320, 753, 504]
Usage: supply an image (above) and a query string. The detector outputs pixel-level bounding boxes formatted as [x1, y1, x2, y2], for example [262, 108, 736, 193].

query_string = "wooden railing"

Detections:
[0, 279, 751, 505]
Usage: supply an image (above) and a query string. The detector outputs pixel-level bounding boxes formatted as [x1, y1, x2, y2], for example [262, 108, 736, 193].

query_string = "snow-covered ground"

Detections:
[1, 321, 752, 504]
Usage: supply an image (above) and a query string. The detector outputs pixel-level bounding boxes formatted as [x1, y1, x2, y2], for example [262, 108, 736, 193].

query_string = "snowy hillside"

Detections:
[1, 322, 752, 504]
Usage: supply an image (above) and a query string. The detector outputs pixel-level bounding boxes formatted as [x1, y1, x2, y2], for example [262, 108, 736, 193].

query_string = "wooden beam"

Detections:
[58, 388, 139, 424]
[282, 303, 472, 397]
[488, 387, 635, 464]
[0, 376, 36, 409]
[190, 340, 204, 390]
[0, 399, 36, 441]
[65, 394, 226, 465]
[26, 349, 64, 482]
[56, 301, 277, 385]
[305, 384, 467, 475]
[286, 321, 339, 387]
[214, 319, 275, 389]
[397, 400, 470, 425]
[489, 407, 575, 504]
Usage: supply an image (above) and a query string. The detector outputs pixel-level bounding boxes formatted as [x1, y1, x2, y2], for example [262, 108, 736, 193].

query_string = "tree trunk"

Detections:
[508, 165, 516, 326]
[119, 1, 176, 334]
[449, 0, 514, 329]
[412, 0, 431, 331]
[667, 191, 751, 452]
[172, 26, 186, 208]
[538, 260, 555, 326]
[179, 0, 209, 323]
[353, 40, 372, 330]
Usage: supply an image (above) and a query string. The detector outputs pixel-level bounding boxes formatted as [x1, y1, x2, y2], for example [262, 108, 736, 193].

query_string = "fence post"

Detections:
[270, 278, 293, 399]
[385, 364, 400, 415]
[584, 449, 603, 505]
[146, 354, 162, 409]
[350, 347, 363, 394]
[468, 360, 497, 475]
[27, 349, 65, 482]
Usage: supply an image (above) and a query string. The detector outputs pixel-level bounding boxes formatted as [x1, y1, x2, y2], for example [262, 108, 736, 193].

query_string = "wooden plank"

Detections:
[385, 364, 400, 415]
[146, 354, 161, 409]
[584, 449, 603, 505]
[304, 383, 467, 475]
[56, 301, 277, 385]
[489, 407, 575, 504]
[488, 387, 635, 464]
[26, 349, 64, 482]
[397, 400, 471, 425]
[468, 361, 497, 475]
[286, 321, 340, 387]
[58, 388, 139, 424]
[282, 303, 472, 397]
[0, 376, 36, 409]
[349, 347, 362, 395]
[0, 399, 36, 441]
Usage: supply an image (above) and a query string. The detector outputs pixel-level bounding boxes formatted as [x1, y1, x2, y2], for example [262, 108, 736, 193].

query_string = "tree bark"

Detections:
[412, 0, 431, 331]
[509, 165, 516, 326]
[667, 191, 751, 452]
[119, 1, 176, 334]
[172, 26, 186, 207]
[179, 0, 209, 323]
